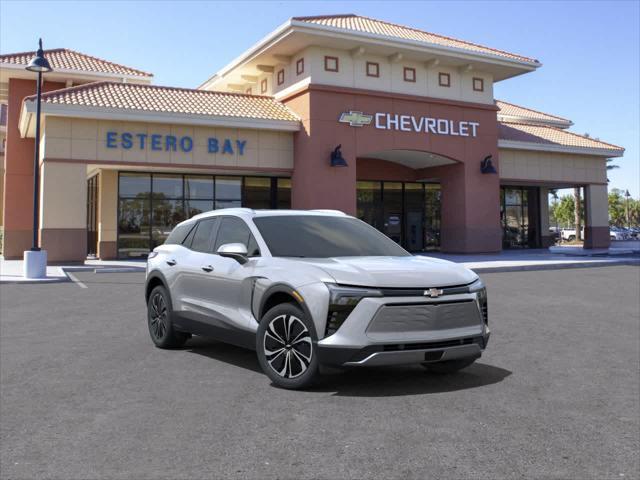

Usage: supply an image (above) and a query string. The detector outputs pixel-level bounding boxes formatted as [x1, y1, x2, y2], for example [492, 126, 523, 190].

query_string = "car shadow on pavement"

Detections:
[313, 363, 512, 397]
[186, 337, 264, 374]
[186, 337, 512, 396]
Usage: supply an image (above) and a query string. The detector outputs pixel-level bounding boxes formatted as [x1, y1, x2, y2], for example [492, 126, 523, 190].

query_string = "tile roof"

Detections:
[498, 122, 624, 154]
[293, 14, 539, 64]
[26, 81, 299, 122]
[0, 48, 152, 78]
[496, 100, 572, 126]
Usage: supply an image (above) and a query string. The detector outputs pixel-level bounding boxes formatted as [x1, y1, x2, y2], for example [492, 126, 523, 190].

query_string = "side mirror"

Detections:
[216, 243, 249, 264]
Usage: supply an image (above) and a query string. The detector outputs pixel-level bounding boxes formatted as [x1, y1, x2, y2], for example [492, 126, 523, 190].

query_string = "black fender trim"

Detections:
[145, 270, 170, 302]
[258, 283, 316, 337]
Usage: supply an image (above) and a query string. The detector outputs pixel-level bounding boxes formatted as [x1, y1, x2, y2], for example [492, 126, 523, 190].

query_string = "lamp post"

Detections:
[625, 189, 631, 230]
[23, 39, 52, 279]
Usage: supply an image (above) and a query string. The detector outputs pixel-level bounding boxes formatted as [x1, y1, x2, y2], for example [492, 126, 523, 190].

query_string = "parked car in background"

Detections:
[561, 228, 584, 242]
[610, 227, 630, 241]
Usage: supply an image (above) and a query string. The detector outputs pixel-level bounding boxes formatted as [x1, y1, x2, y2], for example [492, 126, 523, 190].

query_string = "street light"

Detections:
[23, 39, 52, 279]
[625, 189, 631, 230]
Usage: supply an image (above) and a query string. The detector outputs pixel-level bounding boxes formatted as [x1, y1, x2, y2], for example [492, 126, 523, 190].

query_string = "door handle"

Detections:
[166, 259, 177, 266]
[201, 265, 214, 272]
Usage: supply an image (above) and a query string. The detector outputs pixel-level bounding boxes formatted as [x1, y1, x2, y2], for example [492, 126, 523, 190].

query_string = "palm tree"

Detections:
[606, 158, 619, 181]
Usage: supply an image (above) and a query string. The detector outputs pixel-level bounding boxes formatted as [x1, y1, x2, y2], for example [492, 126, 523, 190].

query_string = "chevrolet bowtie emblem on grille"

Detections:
[338, 111, 373, 127]
[424, 288, 444, 298]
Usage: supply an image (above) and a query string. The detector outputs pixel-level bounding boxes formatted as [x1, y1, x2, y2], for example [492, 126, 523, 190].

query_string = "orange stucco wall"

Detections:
[282, 84, 502, 253]
[2, 78, 66, 259]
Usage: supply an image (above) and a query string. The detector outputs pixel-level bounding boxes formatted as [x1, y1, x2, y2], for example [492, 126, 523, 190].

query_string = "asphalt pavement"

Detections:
[1, 266, 638, 479]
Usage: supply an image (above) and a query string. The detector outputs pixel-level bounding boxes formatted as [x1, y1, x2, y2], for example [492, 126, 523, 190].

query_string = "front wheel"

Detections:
[256, 303, 319, 389]
[422, 356, 478, 374]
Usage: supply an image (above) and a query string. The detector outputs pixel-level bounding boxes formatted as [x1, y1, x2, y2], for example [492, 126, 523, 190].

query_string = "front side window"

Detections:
[165, 222, 195, 245]
[214, 217, 260, 256]
[190, 218, 218, 253]
[253, 215, 410, 258]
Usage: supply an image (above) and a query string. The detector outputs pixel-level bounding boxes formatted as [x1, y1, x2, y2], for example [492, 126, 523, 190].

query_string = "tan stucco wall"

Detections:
[98, 169, 118, 243]
[499, 149, 607, 185]
[585, 184, 609, 227]
[40, 161, 86, 229]
[42, 118, 294, 170]
[272, 46, 494, 104]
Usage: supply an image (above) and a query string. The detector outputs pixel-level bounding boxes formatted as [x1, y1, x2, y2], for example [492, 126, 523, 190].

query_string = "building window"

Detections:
[260, 78, 268, 94]
[403, 67, 416, 82]
[245, 87, 252, 95]
[324, 56, 339, 72]
[438, 72, 450, 87]
[473, 77, 484, 92]
[366, 62, 380, 78]
[117, 173, 291, 259]
[296, 58, 304, 75]
[277, 69, 285, 86]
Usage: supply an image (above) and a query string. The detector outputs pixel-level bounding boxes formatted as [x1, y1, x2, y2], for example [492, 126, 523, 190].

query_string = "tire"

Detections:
[422, 356, 478, 374]
[256, 303, 319, 389]
[567, 235, 576, 242]
[147, 285, 189, 349]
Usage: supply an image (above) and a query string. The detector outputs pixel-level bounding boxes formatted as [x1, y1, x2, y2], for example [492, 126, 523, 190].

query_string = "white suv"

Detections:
[145, 209, 490, 389]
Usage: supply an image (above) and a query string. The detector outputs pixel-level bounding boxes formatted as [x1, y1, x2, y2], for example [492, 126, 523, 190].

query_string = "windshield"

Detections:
[253, 215, 410, 258]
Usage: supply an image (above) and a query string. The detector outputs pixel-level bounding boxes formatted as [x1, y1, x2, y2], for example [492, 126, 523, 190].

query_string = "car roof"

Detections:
[183, 208, 349, 224]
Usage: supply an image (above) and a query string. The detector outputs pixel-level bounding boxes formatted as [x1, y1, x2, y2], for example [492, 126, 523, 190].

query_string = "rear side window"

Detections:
[190, 218, 218, 253]
[164, 222, 195, 245]
[214, 217, 260, 257]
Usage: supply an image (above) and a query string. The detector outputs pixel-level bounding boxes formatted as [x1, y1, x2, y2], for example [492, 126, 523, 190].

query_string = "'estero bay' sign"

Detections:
[105, 132, 247, 155]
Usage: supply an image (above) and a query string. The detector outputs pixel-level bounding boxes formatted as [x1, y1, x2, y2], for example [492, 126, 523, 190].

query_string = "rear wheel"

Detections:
[256, 303, 319, 389]
[147, 285, 189, 349]
[422, 356, 478, 374]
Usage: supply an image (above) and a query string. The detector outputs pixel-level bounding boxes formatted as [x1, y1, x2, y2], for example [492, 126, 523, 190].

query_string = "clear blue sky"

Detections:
[1, 0, 638, 197]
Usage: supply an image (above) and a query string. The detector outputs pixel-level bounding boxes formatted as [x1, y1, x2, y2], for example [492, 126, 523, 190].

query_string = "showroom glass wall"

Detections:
[356, 181, 441, 251]
[117, 173, 291, 258]
[500, 186, 540, 248]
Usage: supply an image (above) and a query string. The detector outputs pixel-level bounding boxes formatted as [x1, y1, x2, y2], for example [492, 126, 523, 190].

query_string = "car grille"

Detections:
[366, 300, 482, 335]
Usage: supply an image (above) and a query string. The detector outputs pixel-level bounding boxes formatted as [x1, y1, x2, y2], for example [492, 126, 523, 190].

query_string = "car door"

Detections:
[205, 216, 261, 331]
[172, 216, 223, 326]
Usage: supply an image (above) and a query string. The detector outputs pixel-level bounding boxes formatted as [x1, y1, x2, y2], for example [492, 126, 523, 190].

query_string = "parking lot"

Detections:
[1, 266, 639, 479]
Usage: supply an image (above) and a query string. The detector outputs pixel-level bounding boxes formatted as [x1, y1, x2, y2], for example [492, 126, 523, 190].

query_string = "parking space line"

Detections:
[66, 272, 88, 289]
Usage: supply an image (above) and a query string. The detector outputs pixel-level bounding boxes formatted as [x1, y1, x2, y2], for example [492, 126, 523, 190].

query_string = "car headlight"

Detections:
[469, 278, 488, 325]
[324, 284, 382, 336]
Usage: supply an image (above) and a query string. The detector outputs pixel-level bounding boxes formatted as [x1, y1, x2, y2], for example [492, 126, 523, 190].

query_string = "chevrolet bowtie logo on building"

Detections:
[339, 111, 373, 127]
[424, 288, 444, 298]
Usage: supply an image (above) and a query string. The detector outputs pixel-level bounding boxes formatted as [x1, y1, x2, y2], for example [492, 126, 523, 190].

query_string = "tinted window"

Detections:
[164, 222, 195, 245]
[253, 215, 410, 258]
[214, 217, 260, 257]
[190, 218, 218, 253]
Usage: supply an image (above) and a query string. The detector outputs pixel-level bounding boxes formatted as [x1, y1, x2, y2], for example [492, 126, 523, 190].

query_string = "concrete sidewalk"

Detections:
[2, 249, 638, 283]
[421, 249, 639, 273]
[0, 257, 145, 284]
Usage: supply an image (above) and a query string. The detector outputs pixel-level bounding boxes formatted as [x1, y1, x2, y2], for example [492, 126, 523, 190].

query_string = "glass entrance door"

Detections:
[356, 181, 441, 252]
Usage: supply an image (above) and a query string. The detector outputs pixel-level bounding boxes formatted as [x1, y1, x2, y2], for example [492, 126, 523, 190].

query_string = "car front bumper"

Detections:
[316, 292, 490, 367]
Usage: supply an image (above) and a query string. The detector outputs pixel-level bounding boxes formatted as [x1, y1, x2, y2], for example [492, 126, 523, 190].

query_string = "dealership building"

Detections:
[0, 14, 624, 261]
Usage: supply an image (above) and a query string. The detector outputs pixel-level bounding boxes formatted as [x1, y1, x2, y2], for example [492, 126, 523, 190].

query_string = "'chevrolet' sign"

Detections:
[338, 111, 373, 127]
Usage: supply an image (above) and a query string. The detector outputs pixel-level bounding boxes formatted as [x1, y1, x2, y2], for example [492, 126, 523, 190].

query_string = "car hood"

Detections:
[291, 256, 477, 288]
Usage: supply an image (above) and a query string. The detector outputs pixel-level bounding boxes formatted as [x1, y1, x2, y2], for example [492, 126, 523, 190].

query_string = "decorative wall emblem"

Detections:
[338, 111, 373, 127]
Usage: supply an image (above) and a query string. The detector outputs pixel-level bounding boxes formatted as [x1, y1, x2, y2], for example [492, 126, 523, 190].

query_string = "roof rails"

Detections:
[310, 209, 347, 215]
